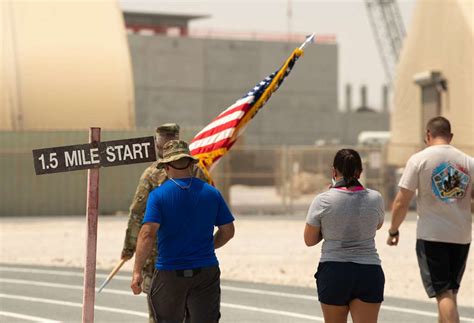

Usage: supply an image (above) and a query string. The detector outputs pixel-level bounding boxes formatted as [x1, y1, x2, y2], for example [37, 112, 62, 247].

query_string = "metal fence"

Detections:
[213, 145, 394, 215]
[0, 130, 395, 216]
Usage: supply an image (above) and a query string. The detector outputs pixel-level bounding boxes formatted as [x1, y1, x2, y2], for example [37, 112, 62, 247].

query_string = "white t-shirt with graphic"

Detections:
[399, 145, 473, 244]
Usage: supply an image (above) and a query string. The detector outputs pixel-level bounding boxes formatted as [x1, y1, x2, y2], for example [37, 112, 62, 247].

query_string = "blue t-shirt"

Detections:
[143, 177, 234, 270]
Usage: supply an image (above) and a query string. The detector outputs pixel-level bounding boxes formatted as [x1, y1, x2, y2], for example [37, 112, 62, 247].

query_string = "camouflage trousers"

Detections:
[142, 248, 157, 323]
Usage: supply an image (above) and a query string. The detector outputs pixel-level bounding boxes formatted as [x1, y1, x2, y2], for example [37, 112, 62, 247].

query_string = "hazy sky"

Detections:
[120, 0, 416, 110]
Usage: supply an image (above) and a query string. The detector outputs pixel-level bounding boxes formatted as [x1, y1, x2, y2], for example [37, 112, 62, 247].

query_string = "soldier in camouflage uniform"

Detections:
[121, 123, 209, 323]
[121, 123, 178, 323]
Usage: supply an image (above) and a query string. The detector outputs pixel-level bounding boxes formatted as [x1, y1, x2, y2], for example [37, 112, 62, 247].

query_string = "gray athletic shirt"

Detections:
[306, 188, 384, 265]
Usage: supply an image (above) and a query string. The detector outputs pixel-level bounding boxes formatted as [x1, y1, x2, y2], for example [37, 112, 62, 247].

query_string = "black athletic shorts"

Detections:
[315, 261, 385, 306]
[416, 239, 470, 298]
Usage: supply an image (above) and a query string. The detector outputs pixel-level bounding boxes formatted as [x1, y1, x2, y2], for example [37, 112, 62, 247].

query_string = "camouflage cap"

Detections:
[155, 123, 180, 137]
[157, 140, 198, 167]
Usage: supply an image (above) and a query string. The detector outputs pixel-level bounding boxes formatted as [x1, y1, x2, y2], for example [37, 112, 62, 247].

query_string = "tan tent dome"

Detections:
[388, 0, 473, 166]
[0, 0, 135, 130]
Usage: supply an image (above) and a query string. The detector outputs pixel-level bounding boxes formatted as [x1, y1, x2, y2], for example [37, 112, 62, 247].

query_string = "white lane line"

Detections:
[382, 305, 439, 318]
[0, 266, 128, 280]
[220, 285, 473, 320]
[0, 293, 148, 317]
[0, 311, 60, 322]
[2, 266, 472, 321]
[0, 278, 323, 321]
[0, 278, 139, 296]
[221, 303, 323, 321]
[222, 285, 316, 300]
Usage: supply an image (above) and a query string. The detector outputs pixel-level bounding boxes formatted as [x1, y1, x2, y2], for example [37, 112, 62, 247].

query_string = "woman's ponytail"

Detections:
[333, 149, 362, 182]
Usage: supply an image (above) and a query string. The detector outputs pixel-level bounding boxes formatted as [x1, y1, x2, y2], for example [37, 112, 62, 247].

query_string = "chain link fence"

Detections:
[213, 145, 394, 215]
[1, 130, 395, 216]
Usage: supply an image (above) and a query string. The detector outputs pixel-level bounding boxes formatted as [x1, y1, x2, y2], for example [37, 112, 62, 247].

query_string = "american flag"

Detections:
[190, 35, 314, 178]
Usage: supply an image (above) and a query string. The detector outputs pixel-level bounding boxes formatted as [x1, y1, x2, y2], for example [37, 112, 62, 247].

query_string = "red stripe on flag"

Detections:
[214, 101, 252, 121]
[191, 119, 240, 142]
[190, 137, 233, 156]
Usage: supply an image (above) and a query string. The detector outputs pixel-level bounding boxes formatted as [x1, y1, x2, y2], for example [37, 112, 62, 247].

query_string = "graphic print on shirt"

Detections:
[431, 162, 470, 203]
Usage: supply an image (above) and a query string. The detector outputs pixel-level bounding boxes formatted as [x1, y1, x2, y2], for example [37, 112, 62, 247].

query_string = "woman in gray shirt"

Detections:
[304, 148, 385, 323]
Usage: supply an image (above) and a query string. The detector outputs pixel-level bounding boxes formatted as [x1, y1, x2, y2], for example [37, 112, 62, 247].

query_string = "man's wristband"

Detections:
[389, 230, 399, 237]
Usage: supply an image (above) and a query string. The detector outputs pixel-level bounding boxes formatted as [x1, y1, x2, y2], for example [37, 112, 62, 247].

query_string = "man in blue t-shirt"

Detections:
[131, 140, 235, 323]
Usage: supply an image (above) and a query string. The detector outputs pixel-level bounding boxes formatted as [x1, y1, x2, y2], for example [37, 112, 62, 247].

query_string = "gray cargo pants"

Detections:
[148, 266, 221, 323]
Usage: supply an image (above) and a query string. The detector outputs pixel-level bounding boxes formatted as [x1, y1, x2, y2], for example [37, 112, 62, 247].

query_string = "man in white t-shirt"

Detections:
[387, 116, 473, 323]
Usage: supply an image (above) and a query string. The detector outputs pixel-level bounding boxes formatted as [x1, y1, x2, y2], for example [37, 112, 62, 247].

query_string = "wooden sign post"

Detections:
[32, 129, 156, 323]
[83, 127, 100, 323]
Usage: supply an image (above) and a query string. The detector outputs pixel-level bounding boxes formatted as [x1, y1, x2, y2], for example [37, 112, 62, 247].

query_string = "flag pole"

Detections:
[190, 32, 314, 173]
[234, 34, 314, 138]
[97, 259, 127, 293]
[299, 33, 315, 50]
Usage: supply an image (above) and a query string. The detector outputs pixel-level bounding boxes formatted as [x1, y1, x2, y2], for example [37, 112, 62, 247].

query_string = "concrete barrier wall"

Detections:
[0, 129, 202, 216]
[1, 130, 393, 216]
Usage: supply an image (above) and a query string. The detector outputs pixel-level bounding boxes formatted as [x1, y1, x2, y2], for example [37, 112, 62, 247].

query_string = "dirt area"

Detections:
[1, 212, 472, 307]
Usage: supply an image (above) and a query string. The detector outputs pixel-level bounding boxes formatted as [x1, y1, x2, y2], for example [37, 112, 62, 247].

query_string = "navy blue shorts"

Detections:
[315, 261, 385, 306]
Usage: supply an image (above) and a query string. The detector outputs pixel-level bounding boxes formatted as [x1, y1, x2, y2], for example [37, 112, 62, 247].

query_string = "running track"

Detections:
[0, 264, 473, 322]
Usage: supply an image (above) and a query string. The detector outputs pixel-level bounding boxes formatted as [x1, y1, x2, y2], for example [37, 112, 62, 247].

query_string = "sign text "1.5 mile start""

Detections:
[32, 136, 156, 175]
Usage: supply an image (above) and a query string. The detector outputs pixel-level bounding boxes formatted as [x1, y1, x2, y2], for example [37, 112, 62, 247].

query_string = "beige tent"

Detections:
[388, 0, 473, 166]
[0, 0, 135, 130]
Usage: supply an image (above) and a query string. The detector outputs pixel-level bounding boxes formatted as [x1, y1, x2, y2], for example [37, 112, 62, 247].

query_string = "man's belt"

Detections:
[176, 268, 202, 278]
